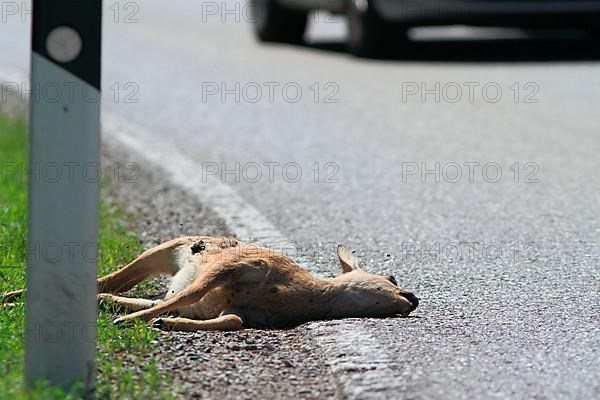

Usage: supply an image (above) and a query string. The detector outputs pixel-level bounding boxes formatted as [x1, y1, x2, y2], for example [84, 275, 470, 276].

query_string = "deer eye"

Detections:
[387, 275, 398, 286]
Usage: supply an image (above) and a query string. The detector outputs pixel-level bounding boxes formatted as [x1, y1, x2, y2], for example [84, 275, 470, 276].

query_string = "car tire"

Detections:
[251, 0, 308, 44]
[584, 27, 600, 39]
[347, 0, 408, 57]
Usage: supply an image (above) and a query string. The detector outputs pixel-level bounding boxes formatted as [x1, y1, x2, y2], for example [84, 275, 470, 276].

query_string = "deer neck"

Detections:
[311, 276, 366, 320]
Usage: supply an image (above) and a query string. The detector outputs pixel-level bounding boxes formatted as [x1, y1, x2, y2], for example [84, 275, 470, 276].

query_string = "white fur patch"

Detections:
[165, 245, 201, 299]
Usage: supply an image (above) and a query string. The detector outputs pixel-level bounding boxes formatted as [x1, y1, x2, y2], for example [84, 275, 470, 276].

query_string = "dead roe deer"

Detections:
[2, 236, 419, 331]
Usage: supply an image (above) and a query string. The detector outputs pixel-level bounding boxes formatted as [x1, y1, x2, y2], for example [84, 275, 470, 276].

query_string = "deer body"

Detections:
[164, 241, 332, 327]
[3, 236, 419, 331]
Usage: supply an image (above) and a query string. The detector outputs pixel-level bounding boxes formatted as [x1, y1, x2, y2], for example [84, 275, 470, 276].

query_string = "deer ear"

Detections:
[337, 244, 361, 273]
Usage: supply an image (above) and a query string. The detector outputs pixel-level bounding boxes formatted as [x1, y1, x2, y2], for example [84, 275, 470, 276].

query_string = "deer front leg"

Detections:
[113, 265, 232, 325]
[151, 314, 244, 331]
[98, 293, 159, 312]
[1, 289, 26, 303]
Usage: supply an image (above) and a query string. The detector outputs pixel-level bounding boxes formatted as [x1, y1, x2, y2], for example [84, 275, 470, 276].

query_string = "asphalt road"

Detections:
[1, 1, 599, 398]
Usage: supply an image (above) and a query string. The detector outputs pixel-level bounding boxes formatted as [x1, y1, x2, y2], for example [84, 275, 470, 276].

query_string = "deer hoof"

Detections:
[151, 317, 165, 329]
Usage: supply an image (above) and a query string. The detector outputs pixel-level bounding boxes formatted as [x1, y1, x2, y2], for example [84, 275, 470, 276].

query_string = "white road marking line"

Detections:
[102, 113, 306, 261]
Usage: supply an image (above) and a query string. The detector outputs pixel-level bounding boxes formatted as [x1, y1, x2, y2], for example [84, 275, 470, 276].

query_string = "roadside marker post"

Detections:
[26, 0, 102, 394]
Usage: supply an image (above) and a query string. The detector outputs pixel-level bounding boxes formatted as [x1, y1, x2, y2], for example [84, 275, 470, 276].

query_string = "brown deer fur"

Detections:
[2, 236, 419, 331]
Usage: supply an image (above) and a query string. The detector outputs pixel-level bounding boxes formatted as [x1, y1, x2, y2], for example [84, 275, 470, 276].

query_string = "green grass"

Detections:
[0, 114, 178, 399]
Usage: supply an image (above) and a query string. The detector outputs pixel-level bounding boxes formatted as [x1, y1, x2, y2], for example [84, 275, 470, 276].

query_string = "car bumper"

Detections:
[372, 0, 600, 26]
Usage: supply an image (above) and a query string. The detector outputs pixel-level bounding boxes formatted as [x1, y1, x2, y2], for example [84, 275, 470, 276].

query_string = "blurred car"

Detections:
[251, 0, 600, 56]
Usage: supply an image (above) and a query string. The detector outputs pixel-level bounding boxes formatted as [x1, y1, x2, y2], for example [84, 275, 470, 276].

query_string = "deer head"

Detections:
[328, 244, 419, 318]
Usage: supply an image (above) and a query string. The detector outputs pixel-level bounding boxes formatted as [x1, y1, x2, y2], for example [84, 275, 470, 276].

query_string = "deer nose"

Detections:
[402, 292, 419, 312]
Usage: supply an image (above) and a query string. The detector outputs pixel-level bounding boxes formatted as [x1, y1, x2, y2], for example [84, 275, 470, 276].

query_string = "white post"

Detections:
[26, 0, 102, 395]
